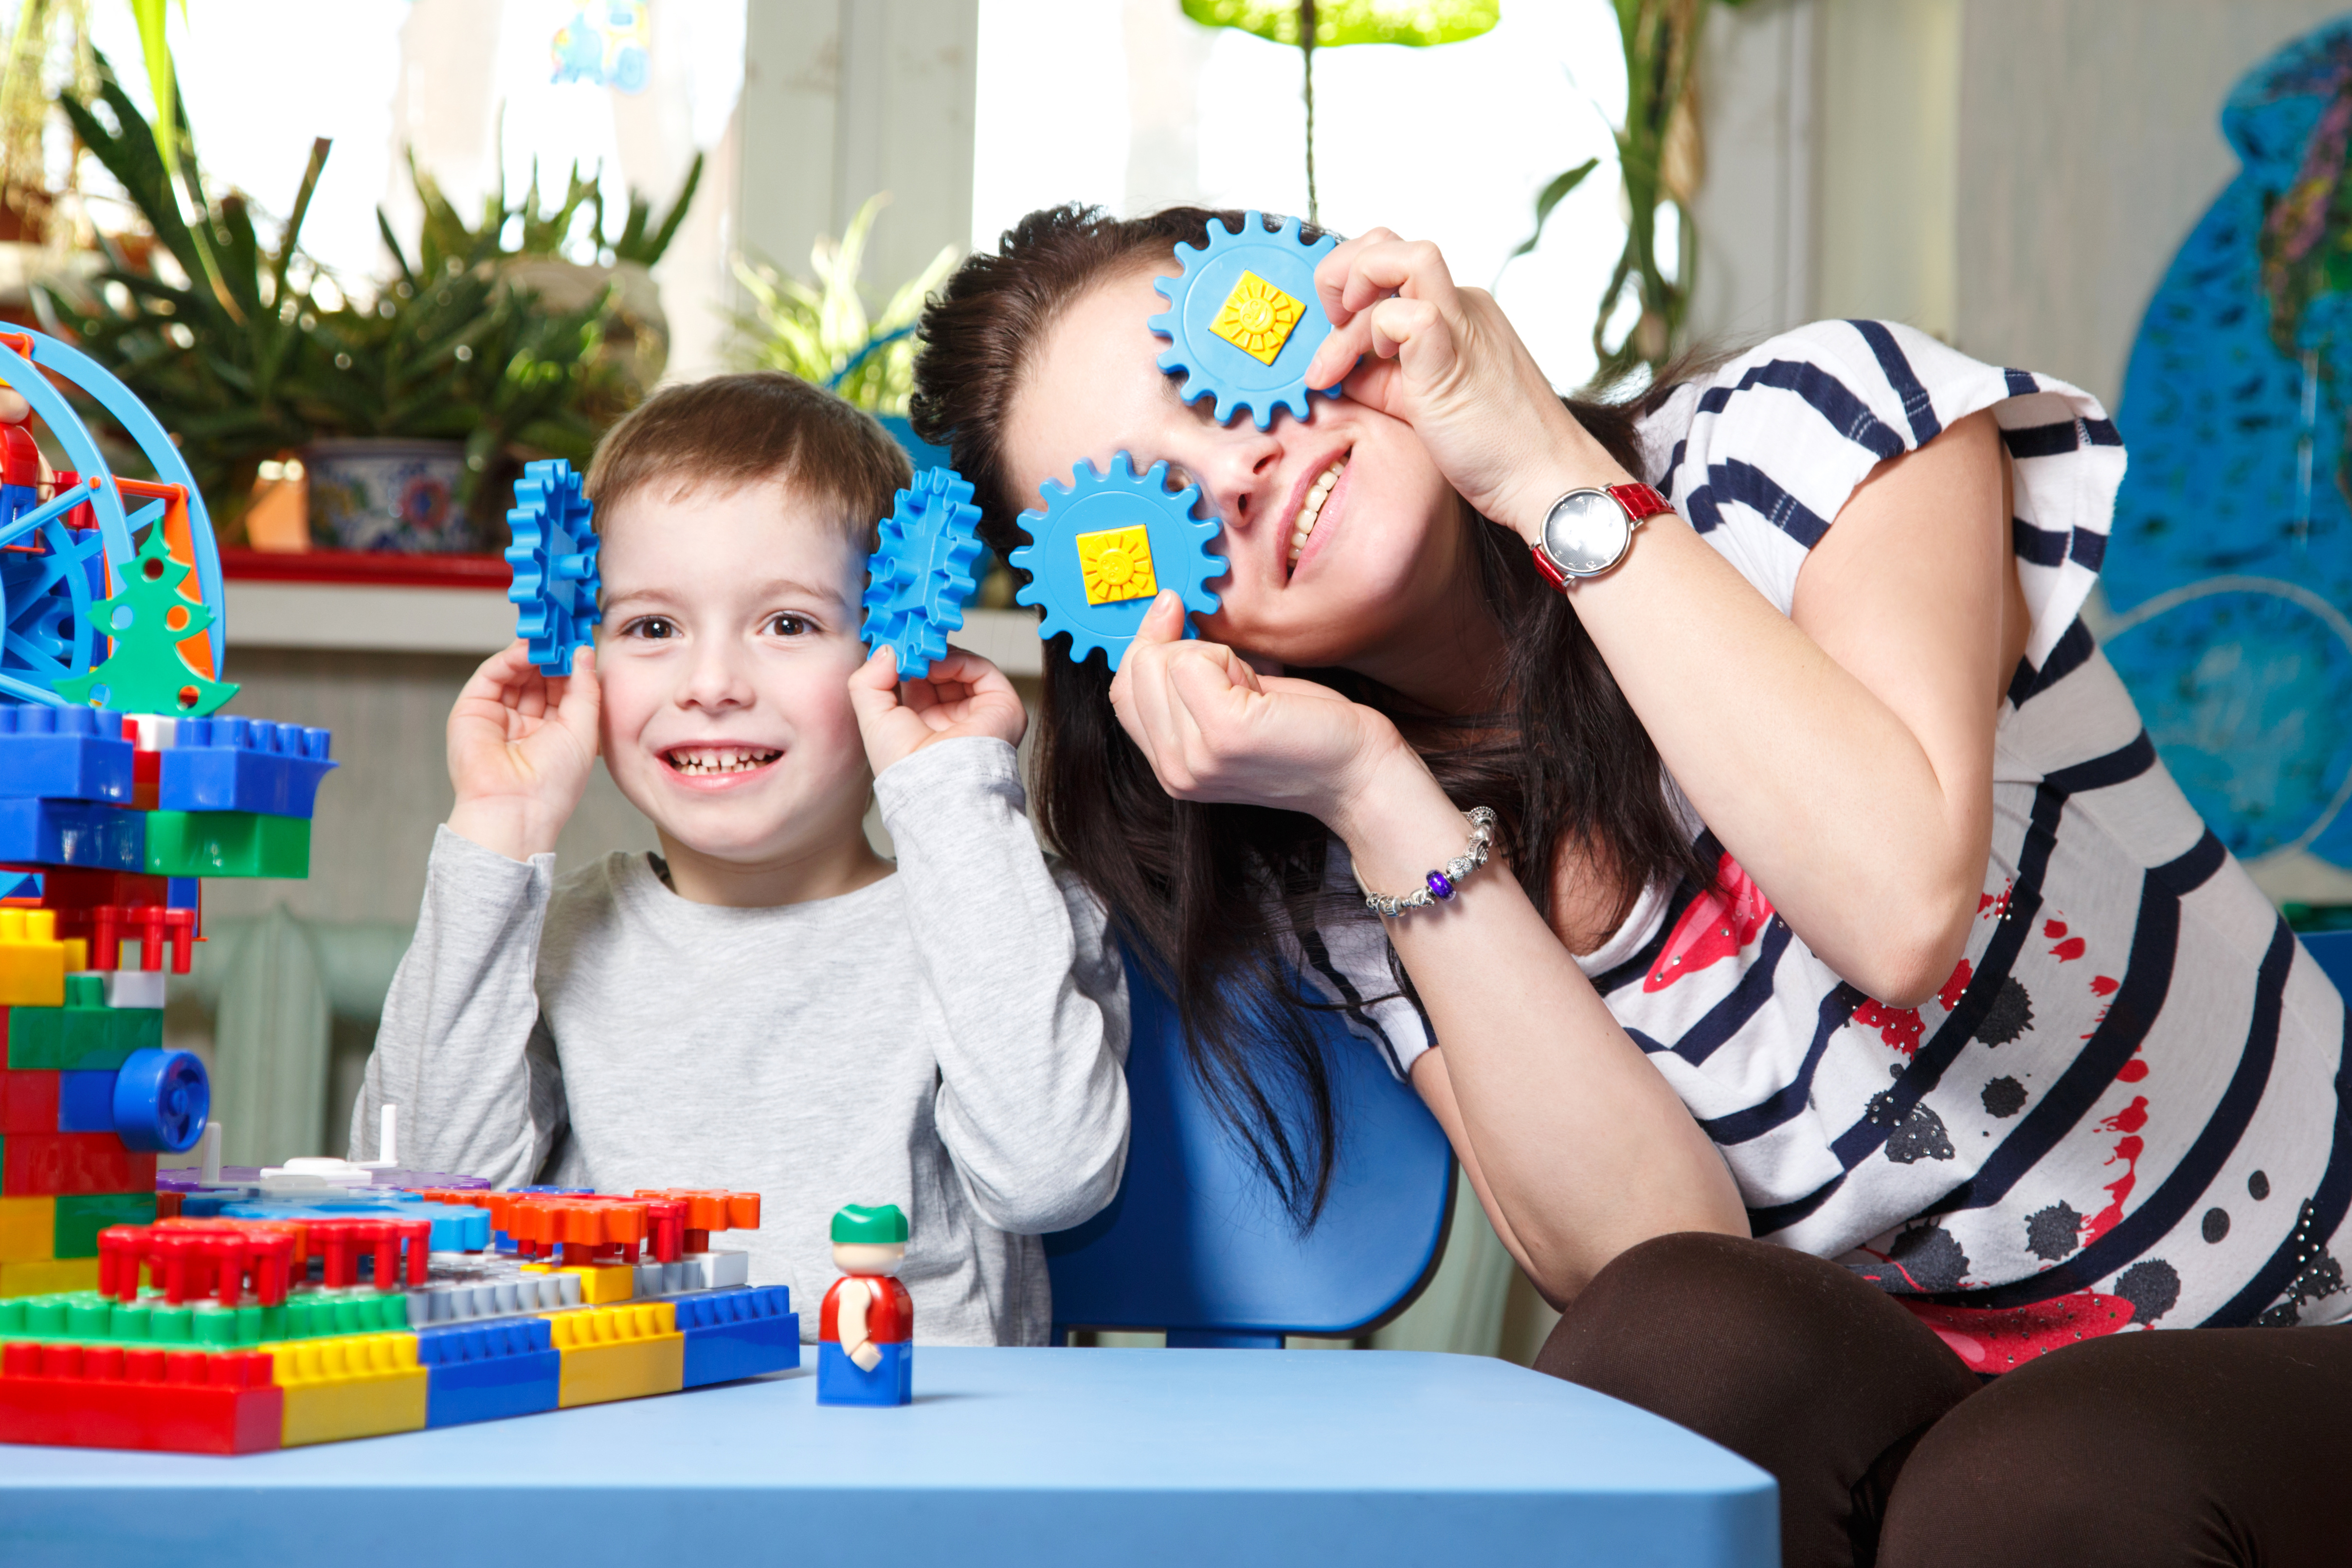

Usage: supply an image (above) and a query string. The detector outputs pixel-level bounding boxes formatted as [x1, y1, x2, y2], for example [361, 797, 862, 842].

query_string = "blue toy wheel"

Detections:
[862, 467, 984, 680]
[506, 458, 602, 676]
[113, 1046, 210, 1153]
[1148, 211, 1343, 429]
[1009, 452, 1226, 671]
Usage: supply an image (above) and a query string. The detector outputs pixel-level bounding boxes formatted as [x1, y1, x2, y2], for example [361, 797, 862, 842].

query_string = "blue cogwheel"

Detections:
[862, 466, 984, 680]
[1149, 210, 1342, 429]
[1009, 452, 1226, 671]
[505, 457, 602, 676]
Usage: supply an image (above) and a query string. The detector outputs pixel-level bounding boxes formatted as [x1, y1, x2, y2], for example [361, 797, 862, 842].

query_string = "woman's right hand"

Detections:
[1108, 593, 1409, 829]
[445, 641, 602, 862]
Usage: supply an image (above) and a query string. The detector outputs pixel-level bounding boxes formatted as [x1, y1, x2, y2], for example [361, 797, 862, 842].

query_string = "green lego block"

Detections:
[3, 980, 163, 1069]
[53, 1191, 156, 1259]
[143, 810, 311, 878]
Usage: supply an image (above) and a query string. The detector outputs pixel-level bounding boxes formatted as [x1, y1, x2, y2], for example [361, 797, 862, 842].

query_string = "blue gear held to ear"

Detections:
[1009, 452, 1225, 671]
[505, 458, 602, 676]
[861, 467, 985, 680]
[1149, 210, 1343, 429]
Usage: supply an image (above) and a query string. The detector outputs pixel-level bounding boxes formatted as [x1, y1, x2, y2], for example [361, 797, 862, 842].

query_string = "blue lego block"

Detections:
[418, 1317, 562, 1427]
[0, 871, 37, 900]
[817, 1338, 911, 1406]
[0, 707, 133, 804]
[192, 1192, 494, 1253]
[165, 877, 197, 910]
[156, 717, 337, 818]
[55, 1069, 115, 1132]
[678, 1286, 801, 1387]
[0, 797, 143, 870]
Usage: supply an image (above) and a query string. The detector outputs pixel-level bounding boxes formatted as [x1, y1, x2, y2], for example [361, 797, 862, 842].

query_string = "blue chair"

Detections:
[2305, 929, 2352, 995]
[1045, 952, 1457, 1347]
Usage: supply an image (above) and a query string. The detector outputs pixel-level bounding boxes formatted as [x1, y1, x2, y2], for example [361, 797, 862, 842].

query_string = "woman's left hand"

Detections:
[1302, 228, 1627, 539]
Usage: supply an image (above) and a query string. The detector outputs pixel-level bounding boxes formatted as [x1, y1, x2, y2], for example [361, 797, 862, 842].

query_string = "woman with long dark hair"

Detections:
[912, 206, 2352, 1567]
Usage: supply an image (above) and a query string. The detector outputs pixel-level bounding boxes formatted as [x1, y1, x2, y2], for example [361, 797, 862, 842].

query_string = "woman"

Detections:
[912, 206, 2352, 1566]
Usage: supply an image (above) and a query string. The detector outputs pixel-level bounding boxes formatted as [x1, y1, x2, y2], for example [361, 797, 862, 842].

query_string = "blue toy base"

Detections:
[817, 1339, 911, 1406]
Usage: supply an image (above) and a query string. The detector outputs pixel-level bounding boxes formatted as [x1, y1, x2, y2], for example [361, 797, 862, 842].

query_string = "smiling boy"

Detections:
[352, 372, 1130, 1345]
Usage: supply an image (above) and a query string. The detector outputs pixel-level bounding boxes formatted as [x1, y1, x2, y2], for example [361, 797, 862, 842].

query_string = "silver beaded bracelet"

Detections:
[1359, 807, 1498, 919]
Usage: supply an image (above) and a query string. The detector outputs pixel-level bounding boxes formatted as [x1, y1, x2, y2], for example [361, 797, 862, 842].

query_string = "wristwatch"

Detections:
[1530, 482, 1675, 588]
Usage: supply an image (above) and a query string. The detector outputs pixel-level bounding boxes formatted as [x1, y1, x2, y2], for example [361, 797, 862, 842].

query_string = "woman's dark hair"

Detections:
[911, 205, 1714, 1222]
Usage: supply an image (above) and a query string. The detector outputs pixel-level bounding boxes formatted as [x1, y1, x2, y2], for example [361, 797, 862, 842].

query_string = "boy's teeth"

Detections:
[668, 746, 780, 775]
[1288, 454, 1349, 569]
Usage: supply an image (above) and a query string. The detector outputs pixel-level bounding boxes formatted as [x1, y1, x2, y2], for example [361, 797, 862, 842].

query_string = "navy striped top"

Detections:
[1307, 321, 2351, 1369]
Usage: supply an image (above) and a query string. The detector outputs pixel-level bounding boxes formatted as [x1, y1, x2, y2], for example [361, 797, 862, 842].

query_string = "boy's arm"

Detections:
[876, 737, 1131, 1237]
[350, 826, 567, 1185]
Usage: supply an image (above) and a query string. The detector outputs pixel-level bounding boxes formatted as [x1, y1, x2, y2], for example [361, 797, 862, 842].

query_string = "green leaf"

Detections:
[1181, 0, 1499, 47]
[1507, 157, 1600, 261]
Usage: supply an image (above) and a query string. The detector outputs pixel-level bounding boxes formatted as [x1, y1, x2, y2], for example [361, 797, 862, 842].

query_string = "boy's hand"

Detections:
[850, 645, 1028, 776]
[445, 641, 602, 862]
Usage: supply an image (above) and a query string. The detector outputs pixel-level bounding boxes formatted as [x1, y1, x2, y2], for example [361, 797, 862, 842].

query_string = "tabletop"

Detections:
[0, 1347, 1777, 1568]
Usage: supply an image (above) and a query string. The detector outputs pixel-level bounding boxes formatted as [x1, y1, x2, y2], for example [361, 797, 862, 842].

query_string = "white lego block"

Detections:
[127, 715, 176, 752]
[633, 1262, 666, 1298]
[98, 969, 167, 1010]
[686, 1250, 749, 1291]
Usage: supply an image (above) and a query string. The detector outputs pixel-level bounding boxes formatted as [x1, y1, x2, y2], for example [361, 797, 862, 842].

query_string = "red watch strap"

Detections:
[1529, 539, 1568, 590]
[1607, 482, 1674, 522]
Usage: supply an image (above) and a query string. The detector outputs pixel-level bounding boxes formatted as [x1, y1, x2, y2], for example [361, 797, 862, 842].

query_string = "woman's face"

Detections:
[1002, 263, 1473, 674]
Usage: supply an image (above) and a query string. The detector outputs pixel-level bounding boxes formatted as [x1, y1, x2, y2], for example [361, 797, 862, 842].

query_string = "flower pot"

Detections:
[303, 439, 473, 553]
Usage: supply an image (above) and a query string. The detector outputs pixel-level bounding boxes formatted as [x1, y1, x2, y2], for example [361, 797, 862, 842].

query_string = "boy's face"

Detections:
[595, 478, 874, 869]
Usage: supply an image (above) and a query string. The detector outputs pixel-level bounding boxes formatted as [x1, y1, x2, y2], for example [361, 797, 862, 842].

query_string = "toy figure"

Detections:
[0, 416, 39, 524]
[817, 1203, 912, 1406]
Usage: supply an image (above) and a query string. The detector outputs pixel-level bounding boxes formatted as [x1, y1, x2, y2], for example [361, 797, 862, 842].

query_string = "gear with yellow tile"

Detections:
[1009, 451, 1228, 671]
[1148, 209, 1345, 428]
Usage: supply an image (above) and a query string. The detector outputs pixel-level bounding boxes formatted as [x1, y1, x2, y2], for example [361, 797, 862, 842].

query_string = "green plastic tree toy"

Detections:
[54, 523, 240, 716]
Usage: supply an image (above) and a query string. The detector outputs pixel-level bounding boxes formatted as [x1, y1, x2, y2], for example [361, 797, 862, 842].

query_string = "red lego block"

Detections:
[130, 751, 159, 813]
[1, 1133, 154, 1197]
[0, 1341, 281, 1454]
[0, 1069, 57, 1134]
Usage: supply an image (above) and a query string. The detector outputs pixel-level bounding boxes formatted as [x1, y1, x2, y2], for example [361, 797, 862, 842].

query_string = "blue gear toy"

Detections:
[505, 457, 602, 676]
[1009, 452, 1225, 671]
[861, 466, 984, 680]
[1148, 210, 1343, 429]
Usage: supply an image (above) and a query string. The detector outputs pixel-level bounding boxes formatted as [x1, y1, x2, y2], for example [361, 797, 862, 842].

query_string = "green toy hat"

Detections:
[832, 1203, 909, 1245]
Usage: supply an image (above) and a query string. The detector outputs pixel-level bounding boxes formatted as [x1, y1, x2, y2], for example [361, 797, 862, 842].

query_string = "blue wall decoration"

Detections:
[2109, 18, 2352, 869]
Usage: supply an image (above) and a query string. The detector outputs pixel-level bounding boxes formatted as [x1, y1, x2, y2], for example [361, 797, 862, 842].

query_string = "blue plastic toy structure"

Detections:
[505, 458, 602, 676]
[1008, 453, 1226, 671]
[109, 1046, 210, 1153]
[1149, 210, 1342, 428]
[860, 467, 984, 680]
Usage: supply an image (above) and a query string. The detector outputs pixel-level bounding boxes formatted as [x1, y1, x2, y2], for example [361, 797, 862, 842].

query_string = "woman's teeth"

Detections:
[666, 747, 780, 776]
[1288, 454, 1348, 570]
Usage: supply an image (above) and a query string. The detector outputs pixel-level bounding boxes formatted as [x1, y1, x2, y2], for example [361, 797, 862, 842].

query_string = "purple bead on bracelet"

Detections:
[1426, 871, 1455, 900]
[1359, 807, 1497, 919]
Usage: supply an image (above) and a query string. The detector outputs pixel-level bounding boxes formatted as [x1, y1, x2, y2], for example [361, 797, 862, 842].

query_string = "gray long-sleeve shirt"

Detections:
[350, 737, 1129, 1346]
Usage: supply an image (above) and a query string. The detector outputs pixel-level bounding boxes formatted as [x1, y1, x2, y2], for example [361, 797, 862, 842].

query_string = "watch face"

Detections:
[1540, 489, 1631, 577]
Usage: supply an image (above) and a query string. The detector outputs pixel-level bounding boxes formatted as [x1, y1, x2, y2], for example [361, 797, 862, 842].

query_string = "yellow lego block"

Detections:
[269, 1332, 429, 1446]
[522, 1261, 636, 1305]
[545, 1300, 683, 1407]
[0, 908, 67, 1008]
[1209, 270, 1305, 364]
[0, 1256, 98, 1298]
[1075, 526, 1158, 606]
[0, 1196, 54, 1264]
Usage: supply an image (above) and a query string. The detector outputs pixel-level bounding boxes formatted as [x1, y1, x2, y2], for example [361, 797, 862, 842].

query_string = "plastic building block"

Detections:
[684, 1249, 750, 1291]
[1148, 210, 1343, 428]
[544, 1300, 683, 1407]
[31, 869, 194, 974]
[54, 1069, 111, 1133]
[0, 1340, 282, 1453]
[506, 457, 602, 675]
[0, 1069, 57, 1132]
[1, 1132, 153, 1197]
[3, 980, 165, 1070]
[0, 1195, 50, 1261]
[0, 907, 68, 1006]
[53, 520, 239, 717]
[109, 1046, 207, 1152]
[418, 1317, 561, 1427]
[861, 466, 985, 680]
[1009, 452, 1227, 671]
[0, 706, 133, 803]
[0, 1256, 98, 1295]
[817, 1338, 911, 1405]
[521, 1260, 635, 1304]
[271, 1331, 428, 1446]
[99, 969, 166, 1009]
[156, 716, 336, 818]
[676, 1285, 800, 1388]
[0, 797, 144, 871]
[143, 809, 309, 878]
[53, 1192, 152, 1260]
[629, 1187, 760, 1253]
[200, 1193, 488, 1255]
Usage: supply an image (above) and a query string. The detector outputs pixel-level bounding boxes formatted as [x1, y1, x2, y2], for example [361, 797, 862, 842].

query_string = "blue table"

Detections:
[0, 1348, 1775, 1567]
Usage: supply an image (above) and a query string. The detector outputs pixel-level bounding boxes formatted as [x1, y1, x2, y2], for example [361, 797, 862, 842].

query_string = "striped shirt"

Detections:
[1310, 321, 2352, 1369]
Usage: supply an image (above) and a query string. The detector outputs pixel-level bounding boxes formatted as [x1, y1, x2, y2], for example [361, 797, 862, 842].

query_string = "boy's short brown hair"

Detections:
[585, 371, 912, 548]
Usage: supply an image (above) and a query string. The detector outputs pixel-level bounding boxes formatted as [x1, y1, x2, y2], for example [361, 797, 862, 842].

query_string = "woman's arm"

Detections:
[1310, 237, 2023, 1005]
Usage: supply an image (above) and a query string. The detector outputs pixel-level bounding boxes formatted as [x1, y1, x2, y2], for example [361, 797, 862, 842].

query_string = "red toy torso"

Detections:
[1, 424, 38, 488]
[819, 1274, 912, 1345]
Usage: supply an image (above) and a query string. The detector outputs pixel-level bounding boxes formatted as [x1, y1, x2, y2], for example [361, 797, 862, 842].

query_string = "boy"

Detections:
[351, 372, 1129, 1346]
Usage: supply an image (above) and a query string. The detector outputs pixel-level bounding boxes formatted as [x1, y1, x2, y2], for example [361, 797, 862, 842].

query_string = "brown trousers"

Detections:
[1536, 1232, 2352, 1568]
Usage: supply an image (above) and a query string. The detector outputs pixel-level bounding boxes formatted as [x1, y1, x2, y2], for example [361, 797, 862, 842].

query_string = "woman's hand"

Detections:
[850, 644, 1029, 775]
[1301, 228, 1630, 540]
[1108, 592, 1405, 827]
[444, 641, 602, 862]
